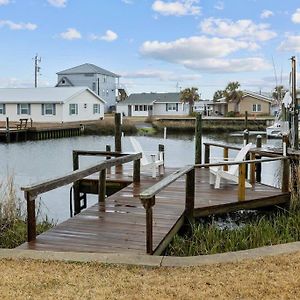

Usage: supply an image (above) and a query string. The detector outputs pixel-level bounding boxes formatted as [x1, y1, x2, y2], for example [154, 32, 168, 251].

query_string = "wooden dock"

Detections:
[18, 166, 290, 255]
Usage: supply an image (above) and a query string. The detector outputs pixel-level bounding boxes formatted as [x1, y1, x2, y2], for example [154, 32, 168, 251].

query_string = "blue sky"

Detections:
[1, 0, 300, 98]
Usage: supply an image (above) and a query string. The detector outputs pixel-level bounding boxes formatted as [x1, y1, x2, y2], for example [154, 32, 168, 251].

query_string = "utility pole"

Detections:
[291, 56, 298, 150]
[34, 54, 41, 88]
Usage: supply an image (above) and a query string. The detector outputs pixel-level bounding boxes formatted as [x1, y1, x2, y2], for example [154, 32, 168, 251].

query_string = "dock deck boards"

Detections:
[18, 168, 290, 255]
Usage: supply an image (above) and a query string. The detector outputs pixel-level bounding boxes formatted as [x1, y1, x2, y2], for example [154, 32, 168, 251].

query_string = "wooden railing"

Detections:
[140, 156, 289, 254]
[140, 165, 195, 254]
[21, 152, 142, 242]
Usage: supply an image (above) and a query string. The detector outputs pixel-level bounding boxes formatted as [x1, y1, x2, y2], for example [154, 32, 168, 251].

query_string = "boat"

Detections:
[266, 121, 282, 138]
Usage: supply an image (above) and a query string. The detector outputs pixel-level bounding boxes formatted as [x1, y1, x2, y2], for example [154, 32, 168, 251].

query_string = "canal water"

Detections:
[0, 133, 282, 223]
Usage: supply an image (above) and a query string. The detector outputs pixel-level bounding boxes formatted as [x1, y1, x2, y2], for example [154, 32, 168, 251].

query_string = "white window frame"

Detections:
[69, 103, 78, 115]
[0, 104, 5, 114]
[93, 104, 101, 114]
[252, 104, 262, 112]
[20, 103, 30, 115]
[44, 104, 55, 115]
[167, 103, 177, 111]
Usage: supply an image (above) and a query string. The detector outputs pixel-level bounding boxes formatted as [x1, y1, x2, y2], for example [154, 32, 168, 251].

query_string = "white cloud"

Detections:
[260, 10, 274, 19]
[60, 28, 81, 40]
[200, 18, 277, 41]
[152, 0, 201, 16]
[47, 0, 67, 7]
[0, 0, 11, 6]
[182, 57, 271, 73]
[0, 20, 37, 30]
[122, 69, 201, 81]
[121, 0, 133, 4]
[90, 30, 118, 42]
[292, 8, 300, 24]
[141, 36, 256, 60]
[140, 36, 270, 73]
[214, 1, 224, 10]
[278, 35, 300, 52]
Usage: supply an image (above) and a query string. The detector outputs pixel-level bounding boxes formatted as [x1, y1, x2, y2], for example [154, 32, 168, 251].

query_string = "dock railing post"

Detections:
[72, 151, 81, 215]
[5, 117, 10, 143]
[25, 192, 36, 242]
[195, 113, 202, 164]
[204, 144, 210, 167]
[158, 144, 165, 174]
[256, 135, 262, 183]
[115, 113, 122, 174]
[244, 129, 249, 178]
[106, 144, 111, 175]
[141, 197, 155, 254]
[223, 147, 229, 171]
[250, 152, 256, 185]
[282, 158, 290, 193]
[99, 169, 106, 203]
[133, 159, 141, 184]
[238, 163, 246, 201]
[185, 168, 195, 222]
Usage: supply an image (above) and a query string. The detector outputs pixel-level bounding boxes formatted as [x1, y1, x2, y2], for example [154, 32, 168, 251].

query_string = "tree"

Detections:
[223, 81, 243, 113]
[272, 85, 288, 105]
[213, 90, 224, 101]
[180, 87, 200, 115]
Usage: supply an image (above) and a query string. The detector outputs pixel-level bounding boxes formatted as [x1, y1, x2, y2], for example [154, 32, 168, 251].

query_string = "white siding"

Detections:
[0, 90, 104, 123]
[58, 73, 117, 112]
[153, 103, 189, 116]
[62, 90, 104, 122]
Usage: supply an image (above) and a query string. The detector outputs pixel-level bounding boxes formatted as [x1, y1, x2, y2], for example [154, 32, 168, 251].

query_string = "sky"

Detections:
[0, 0, 300, 98]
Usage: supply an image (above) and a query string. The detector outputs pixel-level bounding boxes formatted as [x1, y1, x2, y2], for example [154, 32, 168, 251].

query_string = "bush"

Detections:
[0, 176, 54, 248]
[226, 111, 236, 117]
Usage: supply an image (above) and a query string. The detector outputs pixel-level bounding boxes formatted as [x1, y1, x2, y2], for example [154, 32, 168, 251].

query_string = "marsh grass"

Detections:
[84, 119, 137, 135]
[0, 175, 53, 248]
[166, 208, 300, 256]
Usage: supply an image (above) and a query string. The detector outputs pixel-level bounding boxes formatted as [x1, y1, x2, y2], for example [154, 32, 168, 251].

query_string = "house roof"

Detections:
[0, 87, 106, 104]
[57, 63, 120, 78]
[121, 92, 181, 105]
[216, 90, 273, 103]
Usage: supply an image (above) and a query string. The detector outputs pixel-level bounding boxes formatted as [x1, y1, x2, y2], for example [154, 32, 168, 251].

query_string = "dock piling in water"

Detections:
[195, 113, 202, 164]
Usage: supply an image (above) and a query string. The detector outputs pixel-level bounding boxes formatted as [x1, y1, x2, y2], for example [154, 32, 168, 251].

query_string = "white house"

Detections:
[56, 63, 120, 112]
[0, 87, 105, 123]
[117, 92, 190, 117]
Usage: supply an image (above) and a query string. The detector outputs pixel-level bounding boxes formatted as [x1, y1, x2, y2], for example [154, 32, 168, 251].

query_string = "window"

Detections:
[135, 105, 138, 111]
[103, 75, 107, 83]
[144, 105, 148, 111]
[0, 104, 5, 114]
[17, 104, 31, 115]
[42, 104, 56, 115]
[166, 103, 178, 111]
[93, 104, 101, 114]
[92, 82, 96, 91]
[252, 104, 262, 112]
[69, 104, 78, 115]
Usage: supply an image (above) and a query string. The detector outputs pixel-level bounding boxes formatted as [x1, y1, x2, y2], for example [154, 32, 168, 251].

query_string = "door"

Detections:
[128, 105, 132, 117]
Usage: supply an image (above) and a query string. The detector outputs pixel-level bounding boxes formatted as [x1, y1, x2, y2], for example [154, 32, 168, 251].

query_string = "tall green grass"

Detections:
[166, 209, 300, 256]
[0, 176, 53, 248]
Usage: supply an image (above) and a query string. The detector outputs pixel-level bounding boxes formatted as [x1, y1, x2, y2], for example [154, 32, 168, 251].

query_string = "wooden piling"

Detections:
[98, 169, 106, 203]
[195, 113, 202, 164]
[115, 113, 122, 152]
[26, 192, 36, 242]
[238, 163, 246, 201]
[185, 168, 195, 222]
[204, 144, 210, 167]
[256, 135, 262, 182]
[223, 147, 228, 171]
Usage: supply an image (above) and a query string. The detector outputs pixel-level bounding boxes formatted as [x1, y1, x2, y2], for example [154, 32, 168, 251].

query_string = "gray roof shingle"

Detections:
[57, 63, 120, 78]
[0, 87, 106, 104]
[121, 92, 180, 105]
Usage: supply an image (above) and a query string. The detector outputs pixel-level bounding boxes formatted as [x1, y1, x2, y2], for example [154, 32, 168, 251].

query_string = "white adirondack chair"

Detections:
[209, 143, 253, 189]
[129, 137, 164, 178]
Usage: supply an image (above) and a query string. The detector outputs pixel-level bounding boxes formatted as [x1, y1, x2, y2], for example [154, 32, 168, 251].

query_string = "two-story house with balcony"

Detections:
[56, 63, 120, 112]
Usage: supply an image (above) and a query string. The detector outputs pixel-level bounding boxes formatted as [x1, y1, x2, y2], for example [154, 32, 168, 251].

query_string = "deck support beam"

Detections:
[238, 163, 246, 201]
[26, 192, 36, 242]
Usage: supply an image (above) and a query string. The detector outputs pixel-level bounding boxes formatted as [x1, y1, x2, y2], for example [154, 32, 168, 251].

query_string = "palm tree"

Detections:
[272, 85, 287, 105]
[223, 81, 243, 114]
[180, 87, 200, 115]
[213, 90, 224, 101]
